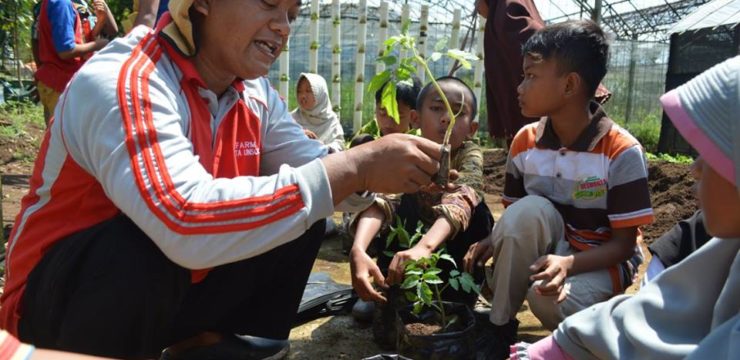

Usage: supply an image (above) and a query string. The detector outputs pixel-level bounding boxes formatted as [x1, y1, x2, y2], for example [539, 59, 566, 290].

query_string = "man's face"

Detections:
[297, 78, 316, 110]
[418, 81, 476, 150]
[197, 0, 300, 80]
[375, 102, 415, 136]
[517, 55, 568, 118]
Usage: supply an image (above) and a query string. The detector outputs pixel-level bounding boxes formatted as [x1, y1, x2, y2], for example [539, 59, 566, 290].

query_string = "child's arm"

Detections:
[90, 0, 118, 39]
[349, 204, 389, 302]
[530, 226, 637, 301]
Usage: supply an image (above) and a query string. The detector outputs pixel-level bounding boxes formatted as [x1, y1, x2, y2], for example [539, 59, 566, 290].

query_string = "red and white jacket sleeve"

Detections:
[57, 37, 371, 270]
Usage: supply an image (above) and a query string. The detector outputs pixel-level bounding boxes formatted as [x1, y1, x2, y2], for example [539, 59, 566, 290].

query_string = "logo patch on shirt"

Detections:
[234, 141, 260, 157]
[573, 176, 607, 200]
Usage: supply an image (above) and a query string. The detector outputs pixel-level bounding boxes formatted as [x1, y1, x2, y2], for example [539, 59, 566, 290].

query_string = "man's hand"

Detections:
[350, 133, 441, 194]
[386, 245, 432, 286]
[463, 239, 493, 274]
[350, 249, 388, 303]
[303, 129, 318, 139]
[529, 254, 574, 303]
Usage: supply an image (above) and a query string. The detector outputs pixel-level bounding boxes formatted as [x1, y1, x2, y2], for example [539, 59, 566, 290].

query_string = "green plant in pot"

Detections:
[380, 216, 480, 359]
[368, 22, 477, 186]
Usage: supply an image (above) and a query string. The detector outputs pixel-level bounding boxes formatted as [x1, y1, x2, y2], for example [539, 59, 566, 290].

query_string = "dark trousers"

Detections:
[18, 215, 325, 359]
[376, 195, 494, 304]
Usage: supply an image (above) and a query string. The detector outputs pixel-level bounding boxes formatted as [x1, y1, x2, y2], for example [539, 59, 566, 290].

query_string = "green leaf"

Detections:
[377, 55, 397, 66]
[459, 272, 477, 293]
[401, 275, 420, 289]
[385, 36, 402, 49]
[405, 291, 417, 302]
[426, 268, 443, 276]
[434, 37, 448, 52]
[413, 301, 424, 315]
[405, 269, 423, 276]
[381, 82, 400, 124]
[461, 272, 482, 295]
[430, 52, 443, 62]
[422, 272, 442, 282]
[446, 49, 477, 70]
[446, 314, 459, 329]
[449, 269, 460, 277]
[439, 253, 457, 268]
[367, 70, 391, 95]
[382, 250, 395, 258]
[419, 282, 433, 305]
[449, 278, 459, 291]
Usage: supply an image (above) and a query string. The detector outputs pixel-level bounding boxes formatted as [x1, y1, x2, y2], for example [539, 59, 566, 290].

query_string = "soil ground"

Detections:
[0, 122, 696, 359]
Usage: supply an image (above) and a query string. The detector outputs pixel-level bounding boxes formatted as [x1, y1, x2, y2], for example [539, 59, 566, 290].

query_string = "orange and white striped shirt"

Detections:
[503, 102, 653, 291]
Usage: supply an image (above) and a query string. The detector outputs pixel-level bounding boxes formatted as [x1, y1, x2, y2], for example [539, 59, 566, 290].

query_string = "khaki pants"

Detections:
[37, 81, 61, 126]
[487, 195, 613, 330]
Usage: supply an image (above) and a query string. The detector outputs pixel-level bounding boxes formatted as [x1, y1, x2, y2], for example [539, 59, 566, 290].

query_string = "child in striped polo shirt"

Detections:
[464, 19, 653, 359]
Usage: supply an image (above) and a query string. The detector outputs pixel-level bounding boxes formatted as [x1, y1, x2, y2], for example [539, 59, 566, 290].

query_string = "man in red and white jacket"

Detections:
[1, 0, 445, 358]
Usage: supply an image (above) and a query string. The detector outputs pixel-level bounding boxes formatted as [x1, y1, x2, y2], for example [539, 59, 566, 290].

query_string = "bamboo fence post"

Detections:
[309, 0, 320, 73]
[375, 1, 389, 74]
[278, 38, 290, 102]
[473, 15, 486, 123]
[331, 0, 342, 113]
[417, 5, 429, 81]
[449, 9, 461, 73]
[399, 4, 410, 60]
[353, 0, 368, 133]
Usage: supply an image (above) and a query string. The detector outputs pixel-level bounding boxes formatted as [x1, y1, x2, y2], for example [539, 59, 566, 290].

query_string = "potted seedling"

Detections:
[367, 22, 477, 186]
[381, 217, 480, 359]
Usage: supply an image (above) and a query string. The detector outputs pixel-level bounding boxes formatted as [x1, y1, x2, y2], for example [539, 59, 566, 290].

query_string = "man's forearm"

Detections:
[321, 151, 362, 206]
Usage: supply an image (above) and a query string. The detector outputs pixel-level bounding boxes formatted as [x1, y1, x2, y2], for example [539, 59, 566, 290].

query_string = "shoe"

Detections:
[474, 319, 519, 360]
[160, 334, 290, 360]
[352, 298, 376, 323]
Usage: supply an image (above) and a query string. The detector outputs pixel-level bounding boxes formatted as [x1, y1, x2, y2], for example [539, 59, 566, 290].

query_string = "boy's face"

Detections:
[418, 81, 477, 149]
[695, 158, 740, 238]
[375, 102, 417, 136]
[297, 78, 316, 110]
[517, 55, 569, 118]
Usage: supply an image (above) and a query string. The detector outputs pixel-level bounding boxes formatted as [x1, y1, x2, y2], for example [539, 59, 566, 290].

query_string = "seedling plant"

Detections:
[367, 22, 478, 186]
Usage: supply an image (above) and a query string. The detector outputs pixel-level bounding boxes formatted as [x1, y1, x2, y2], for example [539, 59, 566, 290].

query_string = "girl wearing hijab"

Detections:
[291, 73, 345, 153]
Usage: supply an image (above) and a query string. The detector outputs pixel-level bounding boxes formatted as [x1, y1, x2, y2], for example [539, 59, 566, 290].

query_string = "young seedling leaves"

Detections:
[434, 37, 448, 52]
[449, 269, 460, 277]
[381, 82, 399, 124]
[419, 282, 433, 305]
[446, 49, 477, 70]
[367, 69, 391, 95]
[439, 253, 457, 268]
[449, 277, 460, 291]
[460, 272, 481, 295]
[430, 52, 443, 62]
[402, 274, 420, 289]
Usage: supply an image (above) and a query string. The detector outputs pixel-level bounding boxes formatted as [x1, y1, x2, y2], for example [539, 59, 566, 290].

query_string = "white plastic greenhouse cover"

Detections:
[307, 0, 477, 23]
[668, 0, 740, 33]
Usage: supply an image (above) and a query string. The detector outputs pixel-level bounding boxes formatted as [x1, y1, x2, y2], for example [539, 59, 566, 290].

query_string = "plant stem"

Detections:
[434, 283, 447, 329]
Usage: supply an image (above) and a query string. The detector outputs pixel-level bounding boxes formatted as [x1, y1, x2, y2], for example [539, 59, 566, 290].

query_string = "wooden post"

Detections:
[309, 0, 320, 74]
[376, 1, 389, 74]
[399, 3, 410, 60]
[353, 0, 368, 133]
[278, 38, 290, 102]
[473, 15, 486, 123]
[417, 5, 429, 81]
[625, 35, 638, 122]
[592, 0, 602, 24]
[331, 0, 342, 113]
[449, 9, 461, 73]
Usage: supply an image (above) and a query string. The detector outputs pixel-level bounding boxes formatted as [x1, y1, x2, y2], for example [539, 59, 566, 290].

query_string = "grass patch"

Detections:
[0, 101, 44, 139]
[614, 112, 661, 154]
[646, 152, 694, 164]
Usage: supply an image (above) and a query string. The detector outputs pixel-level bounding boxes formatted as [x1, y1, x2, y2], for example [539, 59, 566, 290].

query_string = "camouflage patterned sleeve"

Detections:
[432, 185, 481, 239]
[452, 141, 485, 196]
[348, 193, 403, 237]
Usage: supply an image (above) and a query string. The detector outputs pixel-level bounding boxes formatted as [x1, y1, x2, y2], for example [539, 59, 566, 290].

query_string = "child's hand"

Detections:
[463, 239, 493, 274]
[386, 245, 433, 286]
[303, 129, 318, 139]
[350, 249, 388, 303]
[529, 254, 574, 303]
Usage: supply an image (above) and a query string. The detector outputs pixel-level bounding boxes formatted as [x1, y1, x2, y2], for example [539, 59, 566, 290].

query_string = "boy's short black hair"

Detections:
[521, 20, 609, 98]
[416, 76, 478, 121]
[375, 76, 422, 110]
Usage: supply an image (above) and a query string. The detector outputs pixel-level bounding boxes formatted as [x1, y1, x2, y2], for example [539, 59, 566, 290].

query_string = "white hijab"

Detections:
[291, 73, 345, 152]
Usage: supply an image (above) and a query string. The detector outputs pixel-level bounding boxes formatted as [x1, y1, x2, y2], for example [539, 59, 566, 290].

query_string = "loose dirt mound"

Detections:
[482, 149, 696, 244]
